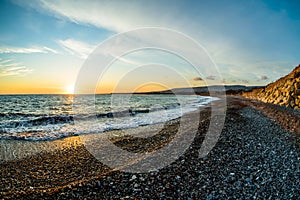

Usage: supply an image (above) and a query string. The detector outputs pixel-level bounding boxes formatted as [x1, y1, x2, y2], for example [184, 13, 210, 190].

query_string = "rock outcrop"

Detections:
[242, 65, 300, 109]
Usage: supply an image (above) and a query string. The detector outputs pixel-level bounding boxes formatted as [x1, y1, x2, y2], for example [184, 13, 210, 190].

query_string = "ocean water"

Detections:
[0, 94, 216, 141]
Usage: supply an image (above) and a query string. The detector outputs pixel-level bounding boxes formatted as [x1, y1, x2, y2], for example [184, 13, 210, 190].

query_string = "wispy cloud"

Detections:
[193, 77, 203, 81]
[57, 39, 96, 59]
[20, 0, 160, 32]
[241, 79, 249, 84]
[13, 0, 299, 86]
[0, 58, 33, 77]
[110, 53, 142, 66]
[261, 75, 268, 80]
[206, 75, 216, 80]
[58, 37, 145, 63]
[0, 46, 58, 54]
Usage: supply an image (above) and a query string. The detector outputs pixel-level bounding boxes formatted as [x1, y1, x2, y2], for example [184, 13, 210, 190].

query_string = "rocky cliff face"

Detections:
[242, 65, 300, 109]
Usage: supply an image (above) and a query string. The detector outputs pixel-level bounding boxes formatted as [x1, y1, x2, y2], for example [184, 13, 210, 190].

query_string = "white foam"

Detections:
[0, 96, 218, 141]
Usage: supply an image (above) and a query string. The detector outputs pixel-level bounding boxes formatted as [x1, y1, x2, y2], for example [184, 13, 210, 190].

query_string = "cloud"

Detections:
[206, 75, 216, 80]
[261, 75, 268, 80]
[110, 53, 142, 66]
[42, 46, 59, 54]
[58, 39, 96, 59]
[17, 0, 171, 33]
[0, 46, 58, 54]
[241, 79, 249, 84]
[12, 0, 299, 86]
[193, 77, 203, 81]
[0, 59, 33, 77]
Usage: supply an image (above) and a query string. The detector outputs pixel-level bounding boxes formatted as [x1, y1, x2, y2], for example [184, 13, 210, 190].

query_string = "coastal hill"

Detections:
[134, 85, 262, 96]
[242, 64, 300, 109]
[133, 64, 300, 110]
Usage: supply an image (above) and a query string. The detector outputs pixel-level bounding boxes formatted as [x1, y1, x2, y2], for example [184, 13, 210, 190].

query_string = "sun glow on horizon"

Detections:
[65, 85, 75, 94]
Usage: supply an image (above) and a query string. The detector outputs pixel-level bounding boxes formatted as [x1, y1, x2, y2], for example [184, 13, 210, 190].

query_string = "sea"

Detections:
[0, 94, 216, 141]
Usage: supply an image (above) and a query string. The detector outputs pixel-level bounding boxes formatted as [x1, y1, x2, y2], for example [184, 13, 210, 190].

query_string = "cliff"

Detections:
[242, 65, 300, 109]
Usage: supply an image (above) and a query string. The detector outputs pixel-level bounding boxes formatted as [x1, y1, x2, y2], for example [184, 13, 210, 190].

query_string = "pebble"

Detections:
[131, 175, 137, 180]
[1, 97, 299, 199]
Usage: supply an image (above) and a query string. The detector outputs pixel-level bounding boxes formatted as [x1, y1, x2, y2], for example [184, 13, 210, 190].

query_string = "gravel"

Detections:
[0, 96, 299, 199]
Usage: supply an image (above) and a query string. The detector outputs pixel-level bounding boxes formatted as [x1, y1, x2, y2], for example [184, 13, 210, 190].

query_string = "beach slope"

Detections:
[1, 96, 299, 199]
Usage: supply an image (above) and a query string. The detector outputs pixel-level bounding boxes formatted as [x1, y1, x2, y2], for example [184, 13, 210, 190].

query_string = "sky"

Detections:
[0, 0, 299, 94]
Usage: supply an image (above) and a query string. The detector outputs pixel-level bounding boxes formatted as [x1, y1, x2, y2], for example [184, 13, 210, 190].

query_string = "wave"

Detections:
[0, 113, 45, 117]
[0, 96, 218, 141]
[0, 105, 183, 130]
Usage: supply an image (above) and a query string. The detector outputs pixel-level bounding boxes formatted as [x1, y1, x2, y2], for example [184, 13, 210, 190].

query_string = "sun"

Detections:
[65, 85, 74, 94]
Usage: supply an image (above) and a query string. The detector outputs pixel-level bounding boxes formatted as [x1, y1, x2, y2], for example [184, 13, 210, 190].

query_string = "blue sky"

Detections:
[0, 0, 299, 93]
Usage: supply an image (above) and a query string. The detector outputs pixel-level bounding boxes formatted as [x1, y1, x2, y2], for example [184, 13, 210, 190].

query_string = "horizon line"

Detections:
[0, 84, 265, 95]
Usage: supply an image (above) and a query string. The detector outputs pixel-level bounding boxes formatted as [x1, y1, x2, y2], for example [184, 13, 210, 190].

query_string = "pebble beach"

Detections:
[1, 96, 299, 199]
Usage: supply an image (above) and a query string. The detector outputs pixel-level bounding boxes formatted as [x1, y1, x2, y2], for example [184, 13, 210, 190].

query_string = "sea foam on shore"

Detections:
[0, 94, 217, 141]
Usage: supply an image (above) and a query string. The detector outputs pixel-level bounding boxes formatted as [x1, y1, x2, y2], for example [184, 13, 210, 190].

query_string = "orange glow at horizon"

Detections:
[0, 79, 71, 94]
[132, 84, 169, 93]
[0, 73, 203, 94]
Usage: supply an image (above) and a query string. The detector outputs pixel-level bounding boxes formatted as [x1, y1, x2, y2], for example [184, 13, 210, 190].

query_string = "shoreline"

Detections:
[0, 94, 215, 142]
[0, 95, 219, 162]
[0, 105, 207, 162]
[1, 96, 299, 199]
